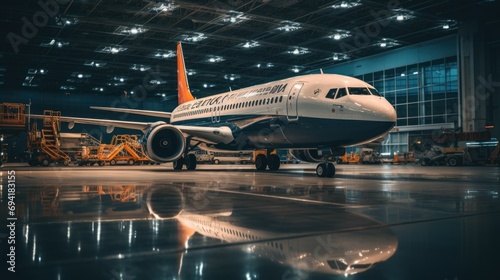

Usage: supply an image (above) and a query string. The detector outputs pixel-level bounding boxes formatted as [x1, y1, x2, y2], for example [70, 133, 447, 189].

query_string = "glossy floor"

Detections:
[1, 163, 500, 280]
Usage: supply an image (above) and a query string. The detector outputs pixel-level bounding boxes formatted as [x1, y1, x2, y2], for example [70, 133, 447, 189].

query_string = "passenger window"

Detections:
[348, 87, 371, 95]
[335, 88, 347, 99]
[325, 88, 338, 99]
[368, 88, 382, 96]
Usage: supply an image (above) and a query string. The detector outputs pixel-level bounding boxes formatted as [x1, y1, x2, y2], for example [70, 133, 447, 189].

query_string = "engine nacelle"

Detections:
[142, 124, 185, 162]
[291, 148, 346, 162]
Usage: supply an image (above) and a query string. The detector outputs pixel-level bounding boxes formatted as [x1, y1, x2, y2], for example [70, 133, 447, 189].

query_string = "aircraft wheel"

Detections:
[447, 156, 459, 167]
[316, 163, 327, 177]
[110, 159, 116, 166]
[325, 162, 335, 178]
[173, 158, 184, 170]
[213, 159, 220, 165]
[185, 154, 197, 170]
[128, 159, 135, 165]
[268, 154, 281, 171]
[63, 160, 69, 166]
[42, 158, 50, 167]
[255, 154, 267, 171]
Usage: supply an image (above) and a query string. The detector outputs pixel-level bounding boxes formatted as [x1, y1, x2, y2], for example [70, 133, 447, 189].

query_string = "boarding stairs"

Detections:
[39, 110, 71, 165]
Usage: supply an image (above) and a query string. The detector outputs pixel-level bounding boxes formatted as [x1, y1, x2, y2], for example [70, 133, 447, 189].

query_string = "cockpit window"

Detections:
[368, 88, 382, 96]
[327, 260, 348, 270]
[335, 88, 348, 99]
[350, 263, 372, 269]
[348, 87, 372, 95]
[325, 88, 338, 99]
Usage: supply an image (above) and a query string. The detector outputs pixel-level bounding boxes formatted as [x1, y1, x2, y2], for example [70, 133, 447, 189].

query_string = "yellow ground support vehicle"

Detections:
[79, 134, 151, 166]
[392, 152, 416, 164]
[336, 151, 361, 164]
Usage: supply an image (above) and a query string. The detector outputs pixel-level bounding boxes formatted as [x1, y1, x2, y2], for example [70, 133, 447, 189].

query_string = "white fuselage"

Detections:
[170, 74, 396, 150]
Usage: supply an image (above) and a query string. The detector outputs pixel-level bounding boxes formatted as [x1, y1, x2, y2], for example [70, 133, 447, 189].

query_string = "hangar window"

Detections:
[279, 96, 283, 102]
[348, 87, 371, 95]
[325, 88, 338, 99]
[335, 88, 347, 99]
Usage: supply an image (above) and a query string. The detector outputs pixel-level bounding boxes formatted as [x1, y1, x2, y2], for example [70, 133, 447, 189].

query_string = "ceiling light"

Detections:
[151, 3, 177, 13]
[41, 40, 68, 48]
[149, 79, 167, 85]
[332, 53, 349, 61]
[440, 20, 457, 30]
[85, 61, 106, 68]
[131, 64, 151, 71]
[328, 30, 351, 40]
[56, 16, 78, 26]
[240, 41, 260, 48]
[151, 50, 176, 59]
[332, 1, 362, 9]
[207, 56, 225, 63]
[96, 46, 127, 54]
[72, 72, 91, 79]
[276, 21, 301, 32]
[180, 33, 207, 42]
[378, 38, 399, 48]
[224, 74, 240, 81]
[396, 15, 405, 21]
[287, 48, 310, 55]
[222, 12, 248, 24]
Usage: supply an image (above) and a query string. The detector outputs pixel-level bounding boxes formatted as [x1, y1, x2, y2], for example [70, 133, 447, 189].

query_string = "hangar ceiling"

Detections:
[1, 0, 498, 100]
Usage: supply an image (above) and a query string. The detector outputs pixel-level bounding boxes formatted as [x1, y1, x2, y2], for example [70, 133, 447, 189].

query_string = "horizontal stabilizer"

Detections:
[90, 106, 172, 119]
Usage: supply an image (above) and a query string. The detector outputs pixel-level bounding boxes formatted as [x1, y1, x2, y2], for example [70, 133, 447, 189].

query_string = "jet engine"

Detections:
[291, 148, 346, 162]
[142, 123, 185, 162]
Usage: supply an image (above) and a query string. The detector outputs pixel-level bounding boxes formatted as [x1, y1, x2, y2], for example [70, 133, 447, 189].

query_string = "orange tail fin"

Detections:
[177, 42, 195, 105]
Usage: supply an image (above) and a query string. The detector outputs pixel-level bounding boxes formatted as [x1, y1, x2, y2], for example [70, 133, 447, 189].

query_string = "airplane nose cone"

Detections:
[383, 99, 397, 123]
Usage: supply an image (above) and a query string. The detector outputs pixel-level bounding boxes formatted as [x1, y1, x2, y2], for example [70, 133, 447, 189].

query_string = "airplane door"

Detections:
[287, 83, 303, 121]
[211, 106, 221, 123]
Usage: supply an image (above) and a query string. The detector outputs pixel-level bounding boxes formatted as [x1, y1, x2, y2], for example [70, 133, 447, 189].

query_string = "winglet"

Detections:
[177, 42, 195, 105]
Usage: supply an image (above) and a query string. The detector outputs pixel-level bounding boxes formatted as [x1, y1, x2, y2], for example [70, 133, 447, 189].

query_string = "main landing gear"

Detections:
[173, 137, 198, 171]
[255, 150, 281, 171]
[315, 162, 335, 178]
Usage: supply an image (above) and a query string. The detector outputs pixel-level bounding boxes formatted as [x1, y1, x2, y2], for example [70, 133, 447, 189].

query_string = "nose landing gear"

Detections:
[316, 162, 335, 177]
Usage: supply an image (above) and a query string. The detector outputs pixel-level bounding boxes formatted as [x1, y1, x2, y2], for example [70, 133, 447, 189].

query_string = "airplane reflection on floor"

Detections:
[15, 183, 397, 278]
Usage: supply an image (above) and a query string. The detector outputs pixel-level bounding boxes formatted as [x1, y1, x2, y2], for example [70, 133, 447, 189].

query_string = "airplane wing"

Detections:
[28, 114, 235, 144]
[90, 106, 172, 119]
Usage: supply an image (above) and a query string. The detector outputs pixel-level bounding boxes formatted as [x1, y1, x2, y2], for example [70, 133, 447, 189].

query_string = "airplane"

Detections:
[30, 43, 397, 177]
